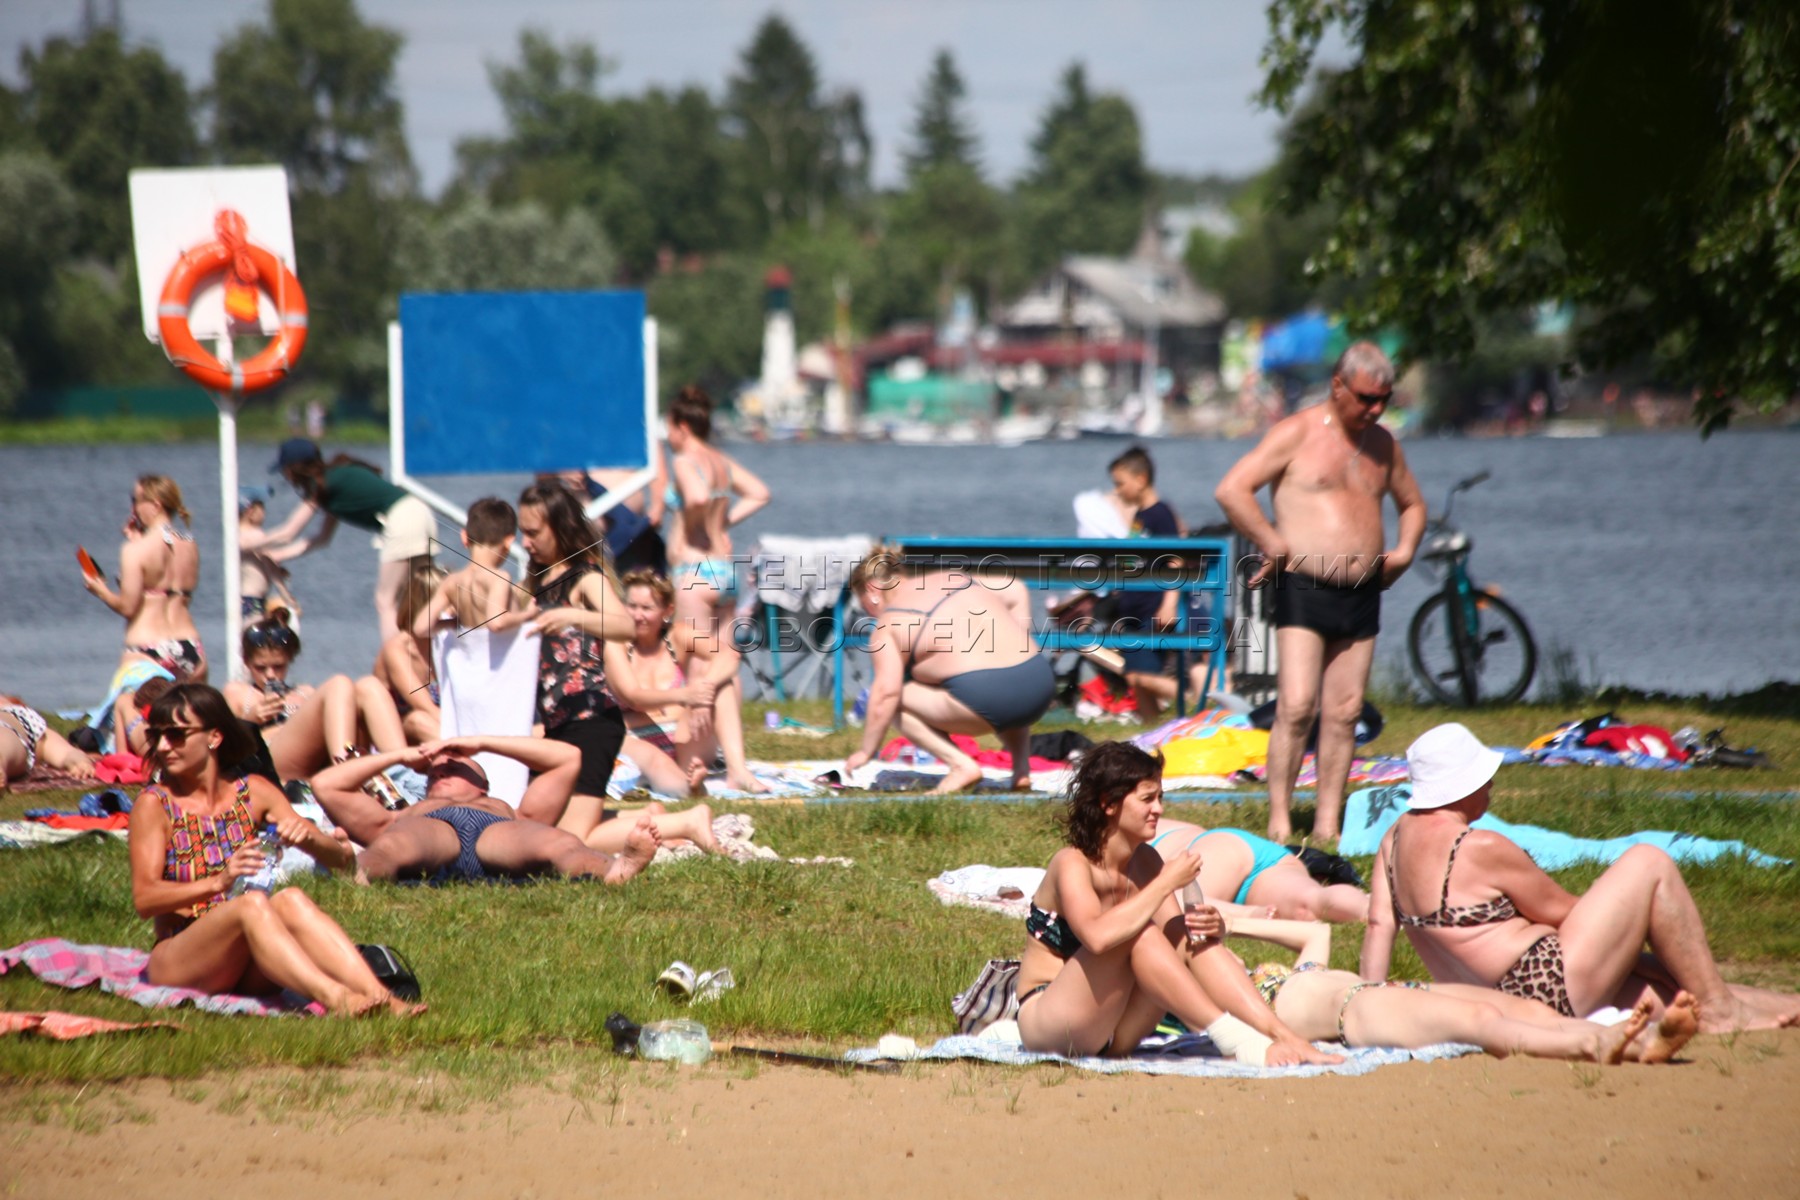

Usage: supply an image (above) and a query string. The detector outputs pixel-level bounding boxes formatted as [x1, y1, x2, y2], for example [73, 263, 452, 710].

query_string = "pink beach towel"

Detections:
[0, 938, 323, 1017]
[0, 1010, 178, 1039]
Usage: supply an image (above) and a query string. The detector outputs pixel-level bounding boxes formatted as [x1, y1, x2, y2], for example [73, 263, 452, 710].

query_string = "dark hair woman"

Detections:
[127, 683, 423, 1016]
[1015, 741, 1338, 1066]
[515, 482, 635, 840]
[270, 438, 436, 640]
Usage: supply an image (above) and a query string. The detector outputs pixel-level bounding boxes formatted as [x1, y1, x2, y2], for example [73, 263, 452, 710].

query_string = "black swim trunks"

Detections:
[1271, 570, 1381, 642]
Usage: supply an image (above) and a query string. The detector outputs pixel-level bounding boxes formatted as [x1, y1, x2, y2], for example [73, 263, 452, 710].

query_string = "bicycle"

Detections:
[1406, 470, 1538, 706]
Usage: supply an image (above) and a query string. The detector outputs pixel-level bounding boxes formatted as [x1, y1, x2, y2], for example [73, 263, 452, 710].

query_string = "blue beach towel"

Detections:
[846, 1033, 1477, 1078]
[1340, 784, 1790, 868]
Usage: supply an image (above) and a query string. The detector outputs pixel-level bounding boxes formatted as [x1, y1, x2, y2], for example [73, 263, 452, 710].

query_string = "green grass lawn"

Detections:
[2, 696, 1796, 1091]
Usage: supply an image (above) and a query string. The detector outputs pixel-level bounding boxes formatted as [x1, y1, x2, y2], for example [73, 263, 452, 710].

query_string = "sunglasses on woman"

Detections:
[146, 724, 206, 746]
[245, 626, 300, 653]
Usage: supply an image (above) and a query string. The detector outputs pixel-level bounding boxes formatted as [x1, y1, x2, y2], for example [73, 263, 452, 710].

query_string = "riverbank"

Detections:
[0, 415, 388, 446]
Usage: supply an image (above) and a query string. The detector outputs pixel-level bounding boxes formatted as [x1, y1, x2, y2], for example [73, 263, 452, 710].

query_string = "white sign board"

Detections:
[128, 165, 296, 343]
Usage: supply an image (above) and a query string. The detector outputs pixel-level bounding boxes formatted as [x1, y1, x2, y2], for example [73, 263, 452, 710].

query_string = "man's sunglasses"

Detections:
[1342, 380, 1393, 406]
[147, 724, 206, 747]
[245, 626, 300, 652]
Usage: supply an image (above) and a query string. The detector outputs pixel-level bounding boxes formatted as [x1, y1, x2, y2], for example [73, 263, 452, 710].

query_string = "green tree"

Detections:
[725, 15, 869, 233]
[1181, 168, 1344, 320]
[903, 50, 980, 178]
[13, 29, 198, 262]
[891, 50, 1004, 318]
[0, 152, 77, 406]
[396, 199, 617, 292]
[1261, 0, 1800, 432]
[209, 0, 417, 407]
[1016, 63, 1151, 273]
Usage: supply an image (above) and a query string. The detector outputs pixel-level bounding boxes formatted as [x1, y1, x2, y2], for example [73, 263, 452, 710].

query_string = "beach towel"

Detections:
[846, 1032, 1477, 1078]
[927, 865, 1046, 918]
[0, 939, 323, 1016]
[0, 821, 127, 849]
[83, 661, 175, 755]
[649, 812, 853, 868]
[1338, 784, 1791, 867]
[434, 625, 541, 806]
[0, 1011, 177, 1039]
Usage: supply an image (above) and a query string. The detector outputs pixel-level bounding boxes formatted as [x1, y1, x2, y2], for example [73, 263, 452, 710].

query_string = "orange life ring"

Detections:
[156, 239, 308, 394]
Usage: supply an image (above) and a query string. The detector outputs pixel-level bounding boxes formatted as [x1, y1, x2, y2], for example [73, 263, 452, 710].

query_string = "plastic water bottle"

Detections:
[1179, 879, 1208, 946]
[850, 687, 870, 724]
[765, 710, 782, 730]
[230, 823, 283, 898]
[638, 1019, 712, 1064]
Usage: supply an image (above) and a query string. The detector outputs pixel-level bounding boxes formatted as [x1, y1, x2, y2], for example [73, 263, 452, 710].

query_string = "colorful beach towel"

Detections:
[846, 1032, 1477, 1078]
[0, 1011, 178, 1039]
[0, 821, 127, 849]
[0, 939, 323, 1017]
[1339, 784, 1791, 868]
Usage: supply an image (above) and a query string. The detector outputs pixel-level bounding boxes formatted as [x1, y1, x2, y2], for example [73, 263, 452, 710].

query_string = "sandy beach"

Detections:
[6, 1031, 1797, 1199]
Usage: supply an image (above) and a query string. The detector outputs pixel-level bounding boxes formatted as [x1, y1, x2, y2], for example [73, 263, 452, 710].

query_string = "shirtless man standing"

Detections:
[1214, 343, 1426, 843]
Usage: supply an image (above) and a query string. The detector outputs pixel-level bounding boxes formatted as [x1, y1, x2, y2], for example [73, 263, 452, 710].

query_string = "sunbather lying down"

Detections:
[1148, 820, 1369, 924]
[1231, 915, 1699, 1065]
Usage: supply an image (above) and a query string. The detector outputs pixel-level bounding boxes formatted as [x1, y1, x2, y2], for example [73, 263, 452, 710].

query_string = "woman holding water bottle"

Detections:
[1015, 741, 1337, 1066]
[128, 683, 423, 1016]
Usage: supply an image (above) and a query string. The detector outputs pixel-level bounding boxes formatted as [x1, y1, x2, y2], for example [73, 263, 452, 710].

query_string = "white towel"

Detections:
[433, 625, 541, 806]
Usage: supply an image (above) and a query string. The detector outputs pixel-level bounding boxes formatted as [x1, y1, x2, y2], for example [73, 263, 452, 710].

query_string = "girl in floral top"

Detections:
[128, 683, 422, 1016]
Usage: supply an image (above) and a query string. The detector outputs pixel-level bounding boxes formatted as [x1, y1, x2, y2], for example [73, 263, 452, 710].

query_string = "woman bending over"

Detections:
[1017, 741, 1338, 1066]
[128, 683, 421, 1016]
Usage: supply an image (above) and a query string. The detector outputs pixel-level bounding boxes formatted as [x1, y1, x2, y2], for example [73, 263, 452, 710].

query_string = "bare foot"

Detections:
[1010, 774, 1033, 793]
[603, 813, 661, 884]
[1634, 991, 1700, 1064]
[726, 770, 771, 795]
[682, 803, 720, 854]
[931, 762, 985, 795]
[686, 759, 710, 797]
[384, 992, 428, 1018]
[1699, 994, 1767, 1034]
[328, 990, 386, 1018]
[1267, 821, 1292, 844]
[1596, 1000, 1653, 1064]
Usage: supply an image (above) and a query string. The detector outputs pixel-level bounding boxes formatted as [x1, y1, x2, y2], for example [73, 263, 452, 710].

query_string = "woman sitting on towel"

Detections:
[1148, 820, 1369, 923]
[845, 544, 1056, 794]
[1365, 722, 1800, 1034]
[1016, 740, 1339, 1065]
[128, 683, 422, 1016]
[0, 694, 96, 788]
[607, 568, 768, 796]
[1228, 916, 1697, 1064]
[222, 614, 407, 789]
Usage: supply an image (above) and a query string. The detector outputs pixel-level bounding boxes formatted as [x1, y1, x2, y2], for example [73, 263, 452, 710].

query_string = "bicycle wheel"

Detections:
[1408, 590, 1537, 705]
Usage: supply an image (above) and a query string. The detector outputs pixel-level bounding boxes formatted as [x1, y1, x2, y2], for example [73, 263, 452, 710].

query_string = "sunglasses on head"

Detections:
[147, 724, 206, 747]
[245, 626, 299, 653]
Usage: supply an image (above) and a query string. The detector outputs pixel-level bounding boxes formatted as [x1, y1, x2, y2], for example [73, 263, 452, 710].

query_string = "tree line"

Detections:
[0, 0, 1165, 417]
[2, 0, 1791, 431]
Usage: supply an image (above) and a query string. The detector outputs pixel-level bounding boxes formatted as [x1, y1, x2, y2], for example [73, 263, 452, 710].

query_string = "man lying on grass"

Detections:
[315, 736, 660, 885]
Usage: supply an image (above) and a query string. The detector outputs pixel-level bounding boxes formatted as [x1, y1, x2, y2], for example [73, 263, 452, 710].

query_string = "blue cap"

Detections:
[238, 484, 273, 512]
[271, 438, 321, 473]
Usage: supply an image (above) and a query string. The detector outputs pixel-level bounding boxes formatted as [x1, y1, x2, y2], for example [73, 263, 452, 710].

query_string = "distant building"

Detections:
[993, 225, 1227, 394]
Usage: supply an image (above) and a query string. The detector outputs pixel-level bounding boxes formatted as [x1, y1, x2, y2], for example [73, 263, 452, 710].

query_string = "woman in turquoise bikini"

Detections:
[664, 386, 769, 640]
[1149, 820, 1369, 923]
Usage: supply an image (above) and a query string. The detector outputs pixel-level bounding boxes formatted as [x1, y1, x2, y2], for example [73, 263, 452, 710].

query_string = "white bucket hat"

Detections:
[1405, 723, 1503, 809]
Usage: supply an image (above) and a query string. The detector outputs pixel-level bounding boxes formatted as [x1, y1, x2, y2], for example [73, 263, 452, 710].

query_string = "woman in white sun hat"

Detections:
[1360, 722, 1800, 1034]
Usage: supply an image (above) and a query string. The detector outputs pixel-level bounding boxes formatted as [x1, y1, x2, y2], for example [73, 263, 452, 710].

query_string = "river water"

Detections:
[3, 428, 1795, 711]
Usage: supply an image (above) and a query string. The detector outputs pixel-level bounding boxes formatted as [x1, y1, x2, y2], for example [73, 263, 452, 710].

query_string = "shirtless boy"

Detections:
[412, 498, 530, 638]
[1215, 343, 1426, 842]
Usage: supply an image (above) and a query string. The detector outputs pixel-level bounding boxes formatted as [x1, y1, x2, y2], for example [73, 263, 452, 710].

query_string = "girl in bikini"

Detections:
[1015, 741, 1339, 1065]
[606, 568, 768, 797]
[1147, 820, 1369, 923]
[0, 695, 95, 788]
[129, 683, 421, 1016]
[222, 614, 408, 791]
[373, 563, 446, 744]
[84, 475, 207, 681]
[663, 386, 770, 649]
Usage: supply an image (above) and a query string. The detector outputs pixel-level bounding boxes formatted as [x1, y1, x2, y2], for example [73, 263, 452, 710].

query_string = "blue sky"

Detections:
[3, 0, 1306, 196]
